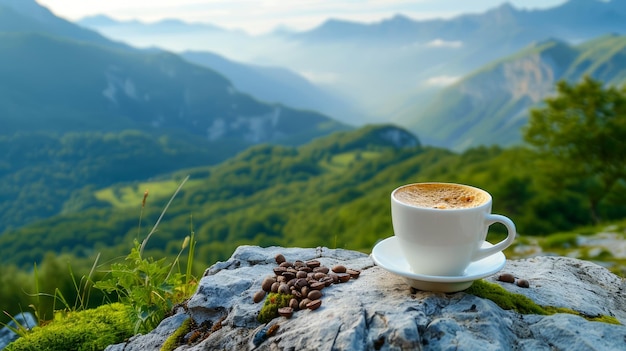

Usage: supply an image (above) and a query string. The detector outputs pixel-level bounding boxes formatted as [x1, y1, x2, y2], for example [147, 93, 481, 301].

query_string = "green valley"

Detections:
[2, 124, 623, 272]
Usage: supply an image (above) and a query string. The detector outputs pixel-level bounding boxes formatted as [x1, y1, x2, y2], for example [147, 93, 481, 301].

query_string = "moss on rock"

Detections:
[466, 279, 547, 315]
[160, 317, 191, 351]
[5, 303, 134, 351]
[467, 280, 621, 325]
[257, 293, 293, 324]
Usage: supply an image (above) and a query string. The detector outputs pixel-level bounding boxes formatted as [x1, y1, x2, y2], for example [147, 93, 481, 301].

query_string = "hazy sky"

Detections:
[36, 0, 568, 35]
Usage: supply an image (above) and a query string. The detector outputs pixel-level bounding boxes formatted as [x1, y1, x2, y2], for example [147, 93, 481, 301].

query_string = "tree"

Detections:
[523, 76, 626, 223]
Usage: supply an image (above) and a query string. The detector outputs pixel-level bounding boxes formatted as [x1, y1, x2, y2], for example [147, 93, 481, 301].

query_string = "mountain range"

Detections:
[0, 0, 348, 142]
[399, 34, 626, 150]
[78, 0, 626, 147]
[0, 0, 127, 50]
[0, 0, 348, 232]
[2, 0, 626, 259]
[180, 51, 359, 125]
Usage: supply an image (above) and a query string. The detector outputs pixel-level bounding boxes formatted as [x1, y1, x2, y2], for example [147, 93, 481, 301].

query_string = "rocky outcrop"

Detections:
[0, 312, 36, 350]
[106, 246, 626, 351]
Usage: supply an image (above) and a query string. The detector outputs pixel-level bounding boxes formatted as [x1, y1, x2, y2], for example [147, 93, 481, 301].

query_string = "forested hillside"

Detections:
[2, 124, 623, 270]
[0, 130, 244, 232]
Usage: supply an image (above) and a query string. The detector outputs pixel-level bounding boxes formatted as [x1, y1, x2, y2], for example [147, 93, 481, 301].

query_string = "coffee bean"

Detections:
[261, 277, 276, 292]
[320, 276, 334, 287]
[275, 254, 286, 265]
[296, 271, 308, 279]
[306, 299, 322, 310]
[299, 298, 311, 310]
[253, 290, 266, 303]
[278, 307, 293, 318]
[332, 265, 347, 273]
[306, 260, 321, 268]
[516, 279, 530, 288]
[313, 266, 329, 274]
[336, 273, 351, 283]
[307, 290, 322, 300]
[310, 282, 325, 291]
[273, 267, 287, 275]
[295, 278, 308, 289]
[346, 269, 361, 279]
[313, 272, 326, 280]
[278, 283, 290, 295]
[262, 255, 362, 319]
[497, 273, 515, 283]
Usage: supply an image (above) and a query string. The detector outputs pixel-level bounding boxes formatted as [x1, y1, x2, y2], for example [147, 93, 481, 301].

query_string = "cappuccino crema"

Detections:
[394, 183, 488, 209]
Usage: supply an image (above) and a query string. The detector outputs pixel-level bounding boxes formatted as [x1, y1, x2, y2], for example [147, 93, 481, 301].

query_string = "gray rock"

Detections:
[105, 312, 189, 351]
[0, 312, 37, 350]
[107, 245, 626, 351]
[488, 256, 626, 323]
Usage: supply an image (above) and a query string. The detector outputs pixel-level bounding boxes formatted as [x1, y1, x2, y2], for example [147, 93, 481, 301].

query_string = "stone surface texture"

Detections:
[0, 312, 37, 351]
[106, 246, 626, 351]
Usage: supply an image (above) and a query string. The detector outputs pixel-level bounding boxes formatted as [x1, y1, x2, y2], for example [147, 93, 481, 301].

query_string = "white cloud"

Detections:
[426, 39, 463, 48]
[425, 75, 460, 86]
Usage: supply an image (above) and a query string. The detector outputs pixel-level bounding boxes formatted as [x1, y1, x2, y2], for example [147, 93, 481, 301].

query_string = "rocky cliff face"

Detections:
[106, 246, 626, 351]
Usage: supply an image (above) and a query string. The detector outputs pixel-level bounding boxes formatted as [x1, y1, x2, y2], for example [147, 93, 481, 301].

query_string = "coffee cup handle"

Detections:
[473, 214, 516, 261]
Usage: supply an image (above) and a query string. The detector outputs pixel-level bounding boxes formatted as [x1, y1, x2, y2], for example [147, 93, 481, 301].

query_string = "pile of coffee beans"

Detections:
[497, 272, 530, 288]
[253, 253, 361, 318]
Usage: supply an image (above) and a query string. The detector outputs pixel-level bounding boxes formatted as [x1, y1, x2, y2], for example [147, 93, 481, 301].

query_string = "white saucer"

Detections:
[371, 236, 506, 293]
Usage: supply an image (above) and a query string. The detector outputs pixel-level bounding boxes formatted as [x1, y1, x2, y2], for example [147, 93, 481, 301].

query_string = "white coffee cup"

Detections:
[391, 182, 516, 276]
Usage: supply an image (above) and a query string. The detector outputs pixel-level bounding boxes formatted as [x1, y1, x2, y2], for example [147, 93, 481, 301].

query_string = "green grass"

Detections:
[4, 176, 199, 350]
[319, 151, 382, 173]
[94, 179, 203, 208]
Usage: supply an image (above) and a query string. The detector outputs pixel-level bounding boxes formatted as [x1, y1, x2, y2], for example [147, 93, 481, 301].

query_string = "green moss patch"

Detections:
[467, 280, 621, 325]
[258, 293, 293, 324]
[6, 303, 134, 351]
[466, 279, 546, 315]
[160, 317, 191, 351]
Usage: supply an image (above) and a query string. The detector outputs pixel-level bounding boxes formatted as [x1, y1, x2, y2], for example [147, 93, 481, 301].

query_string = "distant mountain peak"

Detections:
[484, 2, 520, 23]
[387, 14, 414, 24]
[496, 2, 517, 11]
[0, 0, 54, 22]
[77, 14, 119, 26]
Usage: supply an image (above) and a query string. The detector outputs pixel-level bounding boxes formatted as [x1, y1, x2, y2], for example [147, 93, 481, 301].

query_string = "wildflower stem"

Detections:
[139, 175, 189, 258]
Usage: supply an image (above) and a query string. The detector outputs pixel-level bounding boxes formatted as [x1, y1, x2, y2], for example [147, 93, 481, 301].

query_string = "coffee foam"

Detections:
[394, 183, 488, 209]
